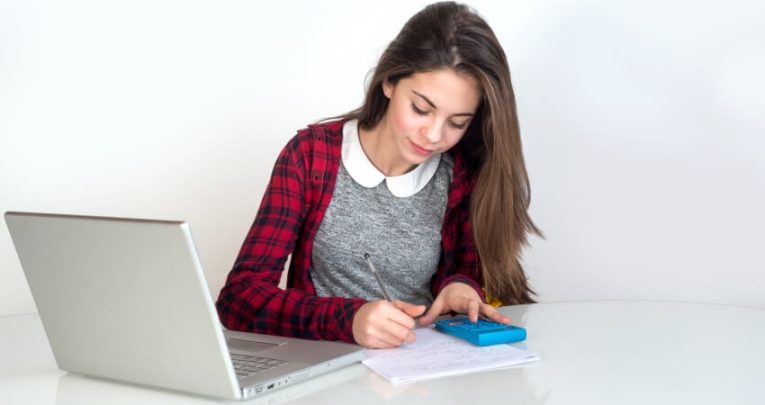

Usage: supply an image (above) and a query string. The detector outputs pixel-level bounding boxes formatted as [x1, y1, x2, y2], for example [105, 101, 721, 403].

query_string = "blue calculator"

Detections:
[434, 316, 527, 346]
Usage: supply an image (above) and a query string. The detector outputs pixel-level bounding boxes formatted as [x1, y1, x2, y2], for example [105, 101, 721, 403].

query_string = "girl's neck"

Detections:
[358, 120, 416, 177]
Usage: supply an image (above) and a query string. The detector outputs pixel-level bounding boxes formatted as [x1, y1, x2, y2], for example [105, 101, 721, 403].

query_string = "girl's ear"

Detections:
[382, 78, 394, 99]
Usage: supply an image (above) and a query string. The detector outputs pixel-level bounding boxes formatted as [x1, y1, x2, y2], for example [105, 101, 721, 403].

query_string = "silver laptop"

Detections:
[4, 211, 364, 400]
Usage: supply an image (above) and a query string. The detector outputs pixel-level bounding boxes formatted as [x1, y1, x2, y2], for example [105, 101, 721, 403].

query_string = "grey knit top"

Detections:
[310, 120, 453, 306]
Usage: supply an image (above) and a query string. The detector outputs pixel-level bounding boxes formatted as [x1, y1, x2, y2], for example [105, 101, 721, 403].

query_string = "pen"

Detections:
[364, 253, 392, 302]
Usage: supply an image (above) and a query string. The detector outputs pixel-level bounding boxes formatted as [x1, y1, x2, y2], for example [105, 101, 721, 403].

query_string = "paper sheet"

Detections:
[362, 326, 539, 384]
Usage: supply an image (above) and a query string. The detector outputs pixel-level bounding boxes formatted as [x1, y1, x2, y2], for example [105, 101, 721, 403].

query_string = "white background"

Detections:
[2, 0, 763, 316]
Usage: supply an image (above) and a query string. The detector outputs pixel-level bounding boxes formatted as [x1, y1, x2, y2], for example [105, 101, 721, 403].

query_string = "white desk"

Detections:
[2, 301, 764, 404]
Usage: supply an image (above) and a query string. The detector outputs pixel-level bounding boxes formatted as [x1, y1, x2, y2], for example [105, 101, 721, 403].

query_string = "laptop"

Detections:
[4, 211, 364, 400]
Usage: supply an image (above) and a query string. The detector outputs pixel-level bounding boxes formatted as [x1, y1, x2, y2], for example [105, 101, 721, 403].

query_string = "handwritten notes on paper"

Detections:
[362, 326, 539, 384]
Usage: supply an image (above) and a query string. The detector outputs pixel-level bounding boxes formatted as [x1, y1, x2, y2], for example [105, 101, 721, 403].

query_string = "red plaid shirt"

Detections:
[216, 120, 484, 343]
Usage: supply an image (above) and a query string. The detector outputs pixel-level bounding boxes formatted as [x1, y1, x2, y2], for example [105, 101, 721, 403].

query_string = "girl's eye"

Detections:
[450, 121, 468, 130]
[411, 103, 428, 116]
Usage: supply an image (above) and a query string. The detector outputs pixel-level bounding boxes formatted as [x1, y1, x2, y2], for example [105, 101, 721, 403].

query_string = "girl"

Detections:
[216, 1, 540, 349]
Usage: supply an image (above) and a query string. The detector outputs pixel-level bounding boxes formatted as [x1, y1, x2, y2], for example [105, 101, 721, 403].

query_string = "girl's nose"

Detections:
[421, 121, 443, 144]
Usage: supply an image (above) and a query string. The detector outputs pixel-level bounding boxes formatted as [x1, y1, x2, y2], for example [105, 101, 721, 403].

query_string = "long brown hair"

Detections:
[339, 2, 541, 304]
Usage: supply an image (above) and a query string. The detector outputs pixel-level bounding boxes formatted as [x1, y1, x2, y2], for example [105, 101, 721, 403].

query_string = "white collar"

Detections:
[342, 119, 441, 198]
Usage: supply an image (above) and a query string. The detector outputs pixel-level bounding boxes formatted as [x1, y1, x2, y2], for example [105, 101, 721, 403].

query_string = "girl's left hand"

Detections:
[417, 282, 510, 326]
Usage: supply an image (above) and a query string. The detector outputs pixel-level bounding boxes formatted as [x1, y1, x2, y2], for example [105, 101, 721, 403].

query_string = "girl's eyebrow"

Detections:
[411, 90, 475, 117]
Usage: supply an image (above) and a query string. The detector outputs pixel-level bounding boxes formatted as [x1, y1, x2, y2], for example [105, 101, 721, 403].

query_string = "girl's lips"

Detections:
[410, 140, 434, 156]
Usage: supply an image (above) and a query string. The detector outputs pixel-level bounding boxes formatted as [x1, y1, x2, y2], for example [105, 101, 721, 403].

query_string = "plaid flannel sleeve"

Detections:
[216, 133, 365, 343]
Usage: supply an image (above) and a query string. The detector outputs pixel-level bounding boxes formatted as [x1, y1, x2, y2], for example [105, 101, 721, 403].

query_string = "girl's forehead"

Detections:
[401, 70, 481, 113]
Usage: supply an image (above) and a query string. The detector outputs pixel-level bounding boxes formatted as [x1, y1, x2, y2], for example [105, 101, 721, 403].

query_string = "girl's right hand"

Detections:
[352, 300, 426, 348]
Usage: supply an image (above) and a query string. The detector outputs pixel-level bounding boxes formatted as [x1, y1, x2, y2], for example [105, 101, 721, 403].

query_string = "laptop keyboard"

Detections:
[231, 353, 287, 378]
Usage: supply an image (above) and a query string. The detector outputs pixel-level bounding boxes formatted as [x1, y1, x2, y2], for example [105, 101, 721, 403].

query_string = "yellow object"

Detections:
[484, 290, 503, 308]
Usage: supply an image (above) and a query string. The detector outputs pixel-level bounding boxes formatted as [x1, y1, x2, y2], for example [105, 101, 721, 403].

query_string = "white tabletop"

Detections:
[1, 301, 764, 404]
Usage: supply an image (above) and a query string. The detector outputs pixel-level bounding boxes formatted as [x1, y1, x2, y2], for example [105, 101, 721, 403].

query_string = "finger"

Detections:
[414, 306, 430, 319]
[385, 330, 415, 346]
[387, 302, 417, 330]
[377, 321, 416, 347]
[403, 329, 416, 344]
[395, 301, 427, 318]
[381, 302, 420, 340]
[376, 334, 404, 348]
[388, 318, 417, 341]
[479, 304, 511, 324]
[409, 304, 427, 318]
[392, 300, 425, 316]
[356, 323, 397, 349]
[360, 322, 407, 348]
[366, 336, 397, 349]
[467, 300, 480, 323]
[417, 301, 444, 325]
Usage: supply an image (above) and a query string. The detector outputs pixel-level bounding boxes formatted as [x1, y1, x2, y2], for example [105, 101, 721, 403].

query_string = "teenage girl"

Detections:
[216, 1, 540, 349]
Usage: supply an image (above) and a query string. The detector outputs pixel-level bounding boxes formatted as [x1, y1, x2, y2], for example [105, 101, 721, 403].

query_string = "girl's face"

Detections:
[382, 69, 482, 170]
